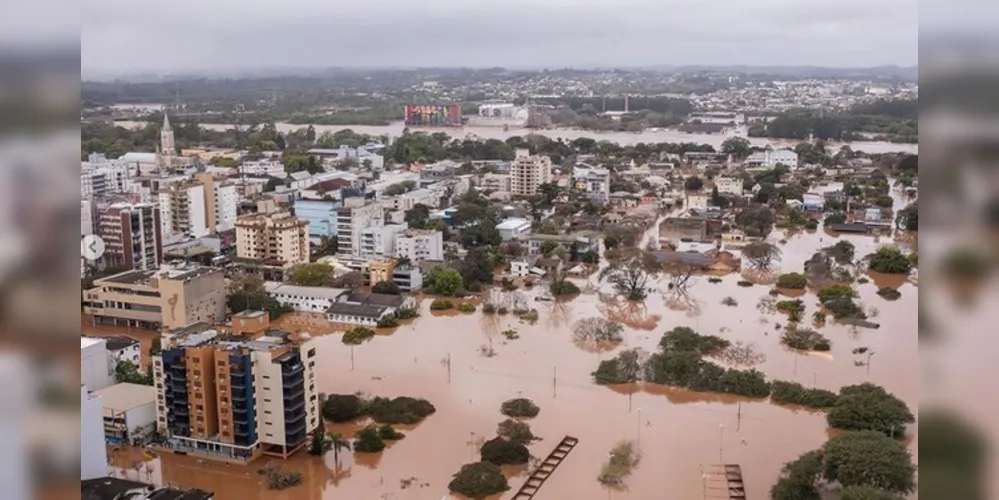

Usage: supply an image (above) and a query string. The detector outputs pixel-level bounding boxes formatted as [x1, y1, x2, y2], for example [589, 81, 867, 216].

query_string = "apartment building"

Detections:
[480, 172, 512, 192]
[714, 177, 745, 196]
[336, 198, 384, 257]
[509, 149, 553, 197]
[394, 229, 444, 262]
[239, 160, 286, 177]
[194, 173, 238, 233]
[235, 211, 310, 268]
[746, 149, 799, 170]
[572, 166, 611, 201]
[152, 324, 320, 462]
[292, 199, 342, 239]
[360, 224, 407, 259]
[158, 182, 209, 241]
[82, 154, 132, 198]
[82, 200, 94, 236]
[97, 202, 163, 271]
[83, 264, 226, 330]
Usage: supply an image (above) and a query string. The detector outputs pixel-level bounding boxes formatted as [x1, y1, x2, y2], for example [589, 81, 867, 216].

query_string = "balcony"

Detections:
[282, 363, 304, 378]
[283, 386, 305, 401]
[284, 396, 306, 413]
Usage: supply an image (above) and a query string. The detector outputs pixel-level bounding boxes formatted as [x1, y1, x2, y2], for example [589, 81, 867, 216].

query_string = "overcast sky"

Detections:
[82, 0, 921, 79]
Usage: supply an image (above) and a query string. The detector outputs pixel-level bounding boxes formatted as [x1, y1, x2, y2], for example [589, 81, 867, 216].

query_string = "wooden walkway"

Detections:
[511, 436, 579, 500]
[699, 464, 746, 499]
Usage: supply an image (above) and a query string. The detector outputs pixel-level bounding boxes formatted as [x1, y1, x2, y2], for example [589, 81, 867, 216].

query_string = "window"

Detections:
[307, 348, 316, 358]
[265, 410, 271, 414]
[265, 399, 271, 403]
[196, 416, 204, 422]
[218, 361, 225, 366]
[263, 375, 270, 379]
[196, 404, 204, 411]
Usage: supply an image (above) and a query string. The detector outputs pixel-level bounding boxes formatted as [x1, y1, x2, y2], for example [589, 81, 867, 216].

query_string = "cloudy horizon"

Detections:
[82, 0, 919, 80]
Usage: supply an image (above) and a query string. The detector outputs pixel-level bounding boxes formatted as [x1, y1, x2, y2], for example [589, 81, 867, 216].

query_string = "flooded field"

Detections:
[102, 211, 917, 500]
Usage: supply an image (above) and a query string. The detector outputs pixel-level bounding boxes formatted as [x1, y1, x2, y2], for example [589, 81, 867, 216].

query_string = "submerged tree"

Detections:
[572, 317, 625, 348]
[742, 241, 783, 270]
[599, 254, 656, 301]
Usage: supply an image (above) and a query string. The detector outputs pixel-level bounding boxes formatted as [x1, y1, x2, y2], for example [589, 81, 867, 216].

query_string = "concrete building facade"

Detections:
[509, 149, 553, 197]
[393, 229, 444, 262]
[235, 211, 310, 268]
[97, 203, 163, 271]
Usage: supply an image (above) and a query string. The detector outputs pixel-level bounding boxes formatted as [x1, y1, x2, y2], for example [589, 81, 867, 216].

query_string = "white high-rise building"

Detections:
[81, 338, 114, 392]
[81, 385, 109, 480]
[509, 149, 553, 197]
[394, 229, 444, 262]
[215, 182, 238, 232]
[158, 182, 208, 241]
[336, 198, 384, 257]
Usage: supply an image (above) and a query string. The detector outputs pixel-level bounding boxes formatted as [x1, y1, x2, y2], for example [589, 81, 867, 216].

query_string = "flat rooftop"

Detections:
[94, 383, 157, 412]
[264, 282, 350, 302]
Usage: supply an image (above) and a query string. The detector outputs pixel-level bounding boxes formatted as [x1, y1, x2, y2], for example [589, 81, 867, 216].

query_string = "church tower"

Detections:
[159, 112, 176, 170]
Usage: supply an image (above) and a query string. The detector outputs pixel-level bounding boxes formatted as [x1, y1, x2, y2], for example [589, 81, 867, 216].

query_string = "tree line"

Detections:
[747, 98, 918, 143]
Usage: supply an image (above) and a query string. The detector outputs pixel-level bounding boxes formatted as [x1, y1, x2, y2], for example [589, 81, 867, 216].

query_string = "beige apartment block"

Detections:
[83, 263, 226, 330]
[235, 211, 310, 268]
[510, 148, 553, 196]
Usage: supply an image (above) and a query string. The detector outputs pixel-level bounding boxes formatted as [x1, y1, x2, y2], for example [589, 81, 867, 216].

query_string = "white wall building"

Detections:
[714, 177, 745, 196]
[158, 183, 209, 241]
[360, 224, 407, 260]
[264, 282, 350, 313]
[686, 193, 710, 211]
[480, 173, 512, 192]
[336, 199, 384, 257]
[496, 218, 532, 241]
[214, 182, 239, 232]
[746, 149, 799, 170]
[82, 338, 114, 392]
[100, 335, 142, 367]
[572, 166, 611, 201]
[394, 229, 444, 262]
[509, 149, 553, 196]
[240, 160, 286, 177]
[81, 385, 109, 480]
[82, 200, 94, 236]
[94, 383, 158, 444]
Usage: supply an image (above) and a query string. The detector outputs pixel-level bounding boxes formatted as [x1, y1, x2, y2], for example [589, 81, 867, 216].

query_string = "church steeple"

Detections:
[158, 110, 176, 170]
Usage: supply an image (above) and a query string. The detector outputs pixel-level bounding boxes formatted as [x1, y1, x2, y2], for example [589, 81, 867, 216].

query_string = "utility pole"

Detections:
[552, 366, 557, 398]
[637, 407, 643, 449]
[719, 424, 725, 462]
[447, 352, 452, 383]
[866, 351, 875, 376]
[350, 345, 354, 371]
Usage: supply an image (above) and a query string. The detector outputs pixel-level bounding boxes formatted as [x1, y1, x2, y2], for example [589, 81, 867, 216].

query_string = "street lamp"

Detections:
[718, 423, 725, 462]
[636, 408, 643, 448]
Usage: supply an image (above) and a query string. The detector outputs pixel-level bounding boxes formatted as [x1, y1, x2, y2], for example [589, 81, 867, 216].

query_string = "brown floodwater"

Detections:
[104, 198, 918, 500]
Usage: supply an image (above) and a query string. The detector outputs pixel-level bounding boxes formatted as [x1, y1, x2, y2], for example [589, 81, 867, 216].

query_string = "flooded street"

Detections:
[113, 120, 918, 154]
[104, 205, 917, 500]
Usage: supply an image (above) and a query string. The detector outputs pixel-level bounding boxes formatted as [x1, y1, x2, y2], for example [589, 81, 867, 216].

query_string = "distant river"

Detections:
[114, 120, 918, 154]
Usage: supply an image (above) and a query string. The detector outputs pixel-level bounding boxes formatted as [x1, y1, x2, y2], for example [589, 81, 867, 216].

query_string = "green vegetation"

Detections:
[781, 327, 832, 352]
[288, 263, 335, 286]
[457, 302, 477, 313]
[448, 462, 510, 499]
[264, 466, 303, 490]
[376, 315, 400, 328]
[817, 285, 866, 320]
[598, 440, 641, 486]
[430, 299, 455, 310]
[496, 419, 537, 445]
[748, 99, 917, 143]
[377, 424, 405, 441]
[658, 326, 730, 355]
[549, 280, 581, 296]
[424, 267, 466, 297]
[371, 280, 402, 295]
[877, 287, 902, 300]
[226, 274, 295, 320]
[769, 381, 839, 409]
[867, 247, 913, 274]
[353, 426, 386, 453]
[482, 303, 496, 314]
[775, 299, 806, 322]
[770, 431, 916, 500]
[113, 361, 153, 386]
[592, 348, 646, 385]
[827, 384, 915, 437]
[775, 273, 808, 290]
[395, 306, 420, 319]
[480, 437, 530, 465]
[342, 326, 375, 345]
[322, 394, 436, 425]
[500, 398, 540, 418]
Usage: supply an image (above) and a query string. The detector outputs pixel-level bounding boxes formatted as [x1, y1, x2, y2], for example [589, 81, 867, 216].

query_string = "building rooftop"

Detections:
[81, 337, 103, 349]
[496, 218, 531, 230]
[98, 335, 140, 352]
[145, 487, 214, 500]
[263, 282, 350, 302]
[82, 477, 153, 500]
[326, 302, 388, 319]
[94, 383, 157, 412]
[345, 291, 407, 308]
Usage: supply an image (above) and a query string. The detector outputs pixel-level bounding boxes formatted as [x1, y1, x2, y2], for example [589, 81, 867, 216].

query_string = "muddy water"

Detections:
[103, 216, 916, 500]
[113, 120, 918, 154]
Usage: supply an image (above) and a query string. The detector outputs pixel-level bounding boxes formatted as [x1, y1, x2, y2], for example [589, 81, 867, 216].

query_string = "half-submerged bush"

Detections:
[457, 302, 477, 313]
[776, 272, 808, 289]
[827, 384, 915, 438]
[480, 437, 530, 465]
[482, 303, 496, 314]
[500, 398, 540, 418]
[496, 418, 537, 445]
[737, 280, 754, 287]
[377, 424, 405, 441]
[448, 462, 509, 498]
[598, 440, 641, 486]
[430, 299, 455, 310]
[322, 394, 436, 425]
[395, 306, 420, 319]
[877, 287, 902, 300]
[342, 326, 375, 345]
[353, 426, 386, 453]
[770, 380, 839, 409]
[592, 348, 646, 385]
[781, 326, 832, 352]
[376, 314, 399, 328]
[550, 280, 581, 296]
[265, 467, 303, 490]
[322, 394, 364, 422]
[868, 246, 913, 274]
